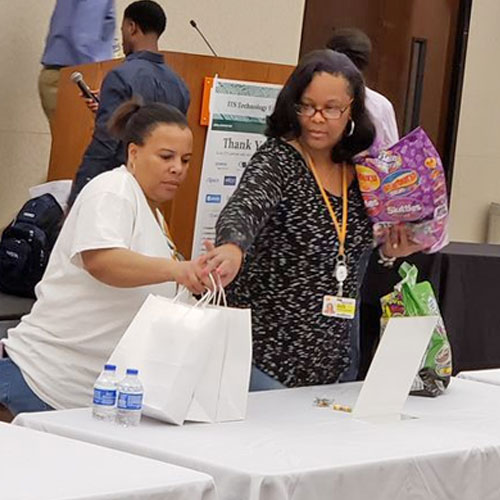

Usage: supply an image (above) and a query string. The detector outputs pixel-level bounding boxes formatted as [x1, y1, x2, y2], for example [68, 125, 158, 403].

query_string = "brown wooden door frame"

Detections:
[443, 0, 473, 192]
[299, 0, 472, 190]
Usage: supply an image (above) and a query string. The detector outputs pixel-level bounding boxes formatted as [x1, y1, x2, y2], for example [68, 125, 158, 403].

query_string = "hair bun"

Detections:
[108, 96, 144, 139]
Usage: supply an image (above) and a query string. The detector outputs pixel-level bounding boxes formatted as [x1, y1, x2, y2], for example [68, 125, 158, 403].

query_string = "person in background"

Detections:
[68, 0, 190, 206]
[326, 28, 399, 152]
[0, 100, 205, 416]
[327, 28, 401, 379]
[201, 50, 422, 391]
[39, 0, 116, 135]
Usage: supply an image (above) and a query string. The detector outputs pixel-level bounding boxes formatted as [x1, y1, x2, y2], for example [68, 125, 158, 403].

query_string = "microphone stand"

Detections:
[190, 19, 219, 57]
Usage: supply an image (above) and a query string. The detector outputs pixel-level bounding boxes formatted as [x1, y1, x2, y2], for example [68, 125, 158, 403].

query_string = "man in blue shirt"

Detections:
[68, 0, 190, 206]
[39, 0, 116, 134]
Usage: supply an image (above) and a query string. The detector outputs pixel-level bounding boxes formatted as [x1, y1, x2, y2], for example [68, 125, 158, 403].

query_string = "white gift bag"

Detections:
[108, 287, 252, 425]
[108, 293, 220, 425]
[187, 289, 252, 423]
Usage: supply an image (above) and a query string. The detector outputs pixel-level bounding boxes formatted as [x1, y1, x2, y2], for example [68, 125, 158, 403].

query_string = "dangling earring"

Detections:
[347, 119, 355, 137]
[129, 161, 136, 175]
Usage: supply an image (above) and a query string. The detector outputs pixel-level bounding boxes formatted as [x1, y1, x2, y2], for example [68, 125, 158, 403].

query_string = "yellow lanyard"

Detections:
[302, 150, 349, 258]
[156, 209, 180, 261]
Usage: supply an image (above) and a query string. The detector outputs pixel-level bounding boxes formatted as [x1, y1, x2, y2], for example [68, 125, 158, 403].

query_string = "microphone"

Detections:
[70, 71, 100, 104]
[189, 19, 218, 57]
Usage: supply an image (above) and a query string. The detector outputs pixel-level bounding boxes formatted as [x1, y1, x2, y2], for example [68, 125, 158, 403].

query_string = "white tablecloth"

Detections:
[0, 422, 216, 500]
[14, 378, 500, 500]
[457, 368, 500, 385]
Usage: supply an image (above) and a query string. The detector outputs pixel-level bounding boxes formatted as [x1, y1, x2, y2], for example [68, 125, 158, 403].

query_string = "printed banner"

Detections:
[192, 77, 282, 257]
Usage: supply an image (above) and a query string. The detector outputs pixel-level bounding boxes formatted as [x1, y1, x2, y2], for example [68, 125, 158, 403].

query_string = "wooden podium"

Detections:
[49, 52, 293, 258]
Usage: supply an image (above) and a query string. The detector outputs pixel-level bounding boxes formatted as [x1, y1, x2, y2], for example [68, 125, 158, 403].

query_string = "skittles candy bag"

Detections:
[356, 127, 448, 253]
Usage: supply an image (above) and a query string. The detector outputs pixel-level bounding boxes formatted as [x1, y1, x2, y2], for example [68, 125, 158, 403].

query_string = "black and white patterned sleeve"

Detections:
[216, 146, 284, 251]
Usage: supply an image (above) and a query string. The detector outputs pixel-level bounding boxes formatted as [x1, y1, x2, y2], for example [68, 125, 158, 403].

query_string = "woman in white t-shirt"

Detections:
[1, 100, 205, 415]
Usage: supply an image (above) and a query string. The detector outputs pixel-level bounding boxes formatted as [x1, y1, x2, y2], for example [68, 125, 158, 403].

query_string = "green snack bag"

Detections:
[380, 262, 452, 397]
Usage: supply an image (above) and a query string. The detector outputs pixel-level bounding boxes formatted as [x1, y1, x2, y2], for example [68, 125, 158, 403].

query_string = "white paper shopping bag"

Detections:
[108, 293, 221, 425]
[215, 305, 252, 421]
[187, 303, 252, 423]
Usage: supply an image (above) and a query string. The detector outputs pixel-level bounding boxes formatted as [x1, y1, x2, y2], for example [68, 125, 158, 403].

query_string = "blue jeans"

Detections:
[340, 247, 373, 382]
[0, 358, 53, 415]
[249, 365, 285, 391]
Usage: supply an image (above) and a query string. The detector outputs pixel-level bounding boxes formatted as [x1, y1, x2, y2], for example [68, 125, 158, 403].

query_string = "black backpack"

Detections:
[0, 194, 63, 298]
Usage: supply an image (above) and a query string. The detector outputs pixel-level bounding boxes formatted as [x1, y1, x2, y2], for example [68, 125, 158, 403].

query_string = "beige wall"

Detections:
[449, 0, 499, 242]
[116, 0, 306, 65]
[0, 0, 305, 228]
[0, 0, 56, 228]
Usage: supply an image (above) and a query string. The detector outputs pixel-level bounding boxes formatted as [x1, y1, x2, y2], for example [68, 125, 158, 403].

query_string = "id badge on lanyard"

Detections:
[301, 146, 357, 320]
[322, 295, 356, 319]
[321, 255, 356, 320]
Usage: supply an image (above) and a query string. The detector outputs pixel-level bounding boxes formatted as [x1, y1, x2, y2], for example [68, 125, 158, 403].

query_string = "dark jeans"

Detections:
[249, 365, 285, 391]
[0, 358, 53, 415]
[341, 247, 373, 382]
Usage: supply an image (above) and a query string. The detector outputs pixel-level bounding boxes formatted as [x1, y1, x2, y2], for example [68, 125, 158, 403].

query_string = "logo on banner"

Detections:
[206, 176, 220, 185]
[223, 176, 237, 186]
[205, 194, 222, 203]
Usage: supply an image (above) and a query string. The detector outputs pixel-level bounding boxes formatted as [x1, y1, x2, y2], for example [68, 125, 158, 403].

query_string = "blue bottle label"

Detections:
[118, 392, 143, 410]
[93, 388, 116, 406]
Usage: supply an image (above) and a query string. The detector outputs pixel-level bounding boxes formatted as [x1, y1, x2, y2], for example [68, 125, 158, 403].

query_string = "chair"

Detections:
[0, 291, 34, 340]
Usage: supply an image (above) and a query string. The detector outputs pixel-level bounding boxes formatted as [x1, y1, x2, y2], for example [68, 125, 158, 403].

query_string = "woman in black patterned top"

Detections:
[202, 50, 422, 389]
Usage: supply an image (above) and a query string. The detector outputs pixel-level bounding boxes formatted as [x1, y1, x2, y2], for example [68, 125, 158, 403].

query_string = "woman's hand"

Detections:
[200, 241, 244, 288]
[381, 223, 425, 258]
[170, 259, 207, 295]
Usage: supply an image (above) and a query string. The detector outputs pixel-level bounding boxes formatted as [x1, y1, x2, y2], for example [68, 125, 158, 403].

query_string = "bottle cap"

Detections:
[104, 364, 116, 371]
[126, 368, 139, 375]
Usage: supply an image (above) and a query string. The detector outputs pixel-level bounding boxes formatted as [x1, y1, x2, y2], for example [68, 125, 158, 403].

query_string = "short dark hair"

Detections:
[108, 98, 188, 148]
[266, 49, 375, 164]
[326, 28, 372, 72]
[124, 0, 167, 37]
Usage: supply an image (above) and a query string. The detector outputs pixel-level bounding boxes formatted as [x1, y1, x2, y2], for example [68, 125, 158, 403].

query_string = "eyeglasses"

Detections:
[295, 102, 351, 120]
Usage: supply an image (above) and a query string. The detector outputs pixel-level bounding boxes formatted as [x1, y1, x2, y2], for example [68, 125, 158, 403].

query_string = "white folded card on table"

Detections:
[352, 316, 439, 421]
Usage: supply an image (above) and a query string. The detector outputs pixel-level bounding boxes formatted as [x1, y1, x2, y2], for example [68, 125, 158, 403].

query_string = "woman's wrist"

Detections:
[217, 241, 245, 265]
[161, 258, 178, 282]
[227, 242, 244, 257]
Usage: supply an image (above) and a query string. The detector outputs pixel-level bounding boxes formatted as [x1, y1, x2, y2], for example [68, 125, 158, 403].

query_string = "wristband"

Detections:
[377, 247, 396, 268]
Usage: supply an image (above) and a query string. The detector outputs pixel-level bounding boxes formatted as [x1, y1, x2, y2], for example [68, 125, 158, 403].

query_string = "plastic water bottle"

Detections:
[92, 364, 117, 421]
[116, 368, 144, 427]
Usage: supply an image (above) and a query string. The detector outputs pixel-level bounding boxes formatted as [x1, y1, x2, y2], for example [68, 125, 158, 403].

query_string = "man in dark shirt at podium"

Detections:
[68, 0, 190, 206]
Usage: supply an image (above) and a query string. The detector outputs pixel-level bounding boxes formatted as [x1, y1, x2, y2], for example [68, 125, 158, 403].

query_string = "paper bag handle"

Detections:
[206, 273, 227, 307]
[172, 286, 190, 303]
[172, 274, 228, 309]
